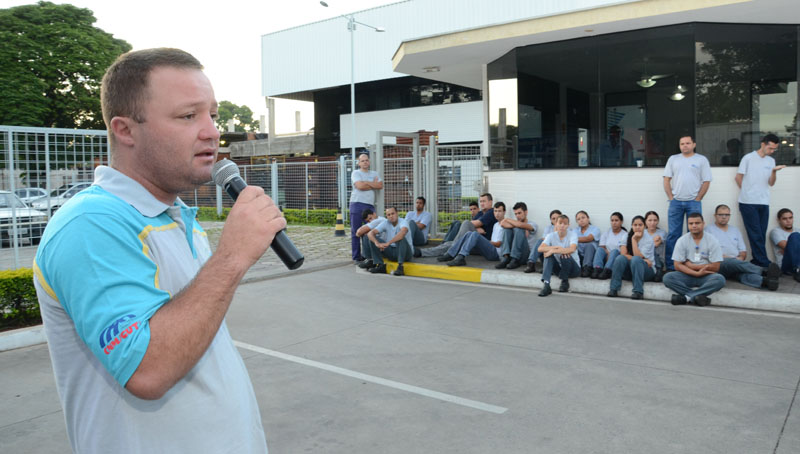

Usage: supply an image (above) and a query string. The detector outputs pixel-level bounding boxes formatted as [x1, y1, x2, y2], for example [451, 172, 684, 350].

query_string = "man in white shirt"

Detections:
[496, 201, 537, 270]
[356, 208, 386, 269]
[366, 206, 413, 276]
[769, 208, 800, 282]
[349, 153, 383, 262]
[735, 133, 786, 267]
[663, 133, 713, 271]
[663, 212, 725, 306]
[405, 196, 433, 246]
[705, 204, 780, 291]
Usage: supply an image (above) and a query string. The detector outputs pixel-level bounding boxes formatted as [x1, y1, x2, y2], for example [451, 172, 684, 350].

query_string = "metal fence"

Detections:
[1, 126, 482, 268]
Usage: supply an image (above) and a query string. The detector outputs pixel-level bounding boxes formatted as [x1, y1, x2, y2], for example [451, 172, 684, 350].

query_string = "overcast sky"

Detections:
[3, 0, 399, 133]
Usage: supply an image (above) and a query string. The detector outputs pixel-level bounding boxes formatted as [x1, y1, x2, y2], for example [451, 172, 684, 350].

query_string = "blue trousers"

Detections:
[781, 232, 800, 273]
[447, 231, 499, 261]
[593, 248, 621, 270]
[368, 239, 413, 265]
[527, 238, 545, 264]
[501, 228, 530, 261]
[665, 199, 702, 270]
[541, 255, 580, 284]
[406, 220, 427, 246]
[349, 202, 374, 260]
[609, 255, 655, 294]
[739, 203, 770, 267]
[719, 257, 763, 289]
[577, 242, 597, 268]
[662, 271, 725, 300]
[444, 221, 461, 242]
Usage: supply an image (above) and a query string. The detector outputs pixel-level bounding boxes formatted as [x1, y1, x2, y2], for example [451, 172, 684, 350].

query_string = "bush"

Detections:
[197, 207, 473, 228]
[0, 268, 41, 330]
[197, 207, 230, 221]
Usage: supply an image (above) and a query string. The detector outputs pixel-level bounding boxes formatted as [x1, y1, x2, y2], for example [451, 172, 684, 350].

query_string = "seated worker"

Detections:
[442, 201, 480, 242]
[769, 208, 800, 281]
[525, 209, 562, 273]
[705, 204, 780, 291]
[422, 194, 495, 257]
[356, 208, 385, 269]
[365, 206, 413, 276]
[496, 202, 538, 270]
[591, 212, 628, 279]
[405, 196, 433, 246]
[573, 210, 601, 277]
[438, 202, 506, 267]
[644, 210, 667, 281]
[662, 212, 725, 306]
[606, 215, 656, 300]
[538, 214, 580, 297]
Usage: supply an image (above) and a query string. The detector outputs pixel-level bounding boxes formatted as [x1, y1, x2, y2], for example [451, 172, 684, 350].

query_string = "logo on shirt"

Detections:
[99, 314, 140, 355]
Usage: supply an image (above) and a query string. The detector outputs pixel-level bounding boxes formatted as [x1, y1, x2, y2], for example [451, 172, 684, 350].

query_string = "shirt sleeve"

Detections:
[36, 214, 170, 387]
[701, 156, 713, 182]
[663, 156, 674, 178]
[420, 211, 432, 227]
[708, 236, 723, 263]
[736, 153, 749, 175]
[568, 231, 579, 247]
[599, 230, 609, 247]
[671, 236, 687, 262]
[735, 229, 747, 253]
[769, 228, 782, 247]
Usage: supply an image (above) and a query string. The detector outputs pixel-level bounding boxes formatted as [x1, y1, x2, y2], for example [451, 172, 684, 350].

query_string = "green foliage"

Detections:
[196, 206, 230, 221]
[0, 268, 40, 329]
[0, 2, 132, 128]
[440, 211, 473, 225]
[216, 100, 260, 132]
[282, 209, 338, 226]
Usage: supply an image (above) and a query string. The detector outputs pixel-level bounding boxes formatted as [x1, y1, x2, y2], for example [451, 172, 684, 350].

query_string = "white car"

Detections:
[0, 191, 48, 247]
[15, 187, 49, 204]
[32, 182, 92, 213]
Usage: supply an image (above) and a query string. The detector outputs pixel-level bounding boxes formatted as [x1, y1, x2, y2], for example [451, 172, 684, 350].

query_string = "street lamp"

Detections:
[320, 1, 385, 165]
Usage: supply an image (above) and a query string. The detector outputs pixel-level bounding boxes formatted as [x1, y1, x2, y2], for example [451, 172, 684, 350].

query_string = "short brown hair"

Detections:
[101, 48, 203, 142]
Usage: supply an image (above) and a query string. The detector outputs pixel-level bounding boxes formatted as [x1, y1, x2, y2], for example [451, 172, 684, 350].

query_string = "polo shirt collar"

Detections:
[93, 165, 185, 217]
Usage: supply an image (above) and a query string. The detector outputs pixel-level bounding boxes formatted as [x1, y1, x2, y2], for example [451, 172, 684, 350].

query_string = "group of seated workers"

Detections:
[355, 194, 800, 306]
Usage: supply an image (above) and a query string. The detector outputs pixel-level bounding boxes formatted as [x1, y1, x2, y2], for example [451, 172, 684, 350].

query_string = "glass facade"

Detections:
[487, 23, 800, 170]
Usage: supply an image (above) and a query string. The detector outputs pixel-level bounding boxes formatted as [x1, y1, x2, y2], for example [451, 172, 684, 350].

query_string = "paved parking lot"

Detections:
[2, 264, 799, 453]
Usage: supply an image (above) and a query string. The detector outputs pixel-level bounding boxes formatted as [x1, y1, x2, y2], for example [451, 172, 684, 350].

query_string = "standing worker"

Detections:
[349, 152, 383, 262]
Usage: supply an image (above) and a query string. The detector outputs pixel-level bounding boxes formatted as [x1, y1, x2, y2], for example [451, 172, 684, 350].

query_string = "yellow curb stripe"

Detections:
[384, 261, 483, 283]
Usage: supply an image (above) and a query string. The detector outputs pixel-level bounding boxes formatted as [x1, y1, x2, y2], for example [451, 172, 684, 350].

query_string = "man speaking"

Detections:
[33, 48, 280, 453]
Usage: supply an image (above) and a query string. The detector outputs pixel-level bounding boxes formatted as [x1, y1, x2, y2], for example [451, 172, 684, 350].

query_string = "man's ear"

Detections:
[109, 117, 136, 147]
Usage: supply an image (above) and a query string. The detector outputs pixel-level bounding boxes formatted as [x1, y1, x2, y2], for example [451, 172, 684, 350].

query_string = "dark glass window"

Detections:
[488, 23, 800, 169]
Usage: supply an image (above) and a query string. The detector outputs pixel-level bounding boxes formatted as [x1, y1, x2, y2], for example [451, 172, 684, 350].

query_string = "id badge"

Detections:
[693, 252, 701, 262]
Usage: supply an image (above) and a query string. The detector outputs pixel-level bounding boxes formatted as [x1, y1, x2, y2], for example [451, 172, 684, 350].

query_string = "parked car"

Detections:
[32, 182, 92, 213]
[0, 191, 48, 247]
[14, 187, 49, 204]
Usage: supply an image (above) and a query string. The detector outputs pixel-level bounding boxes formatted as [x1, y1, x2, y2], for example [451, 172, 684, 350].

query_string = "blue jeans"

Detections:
[577, 242, 597, 268]
[662, 271, 725, 300]
[593, 248, 621, 270]
[781, 232, 800, 273]
[528, 238, 545, 264]
[368, 239, 413, 265]
[501, 228, 530, 261]
[665, 199, 702, 270]
[406, 220, 427, 246]
[541, 255, 580, 284]
[447, 231, 499, 261]
[609, 255, 655, 294]
[739, 203, 770, 267]
[719, 257, 763, 289]
[444, 221, 461, 242]
[349, 202, 374, 260]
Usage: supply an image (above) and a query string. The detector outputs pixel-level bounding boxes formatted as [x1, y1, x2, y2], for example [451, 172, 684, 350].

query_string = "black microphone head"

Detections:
[212, 159, 240, 187]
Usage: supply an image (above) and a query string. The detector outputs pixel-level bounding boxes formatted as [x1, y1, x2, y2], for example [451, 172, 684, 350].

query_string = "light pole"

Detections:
[320, 1, 385, 165]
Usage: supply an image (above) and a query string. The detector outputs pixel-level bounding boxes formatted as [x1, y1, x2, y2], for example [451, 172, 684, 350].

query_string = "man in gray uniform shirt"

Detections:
[663, 212, 725, 306]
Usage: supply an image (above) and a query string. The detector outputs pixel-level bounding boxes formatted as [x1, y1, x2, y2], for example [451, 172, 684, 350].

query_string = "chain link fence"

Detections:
[1, 126, 482, 269]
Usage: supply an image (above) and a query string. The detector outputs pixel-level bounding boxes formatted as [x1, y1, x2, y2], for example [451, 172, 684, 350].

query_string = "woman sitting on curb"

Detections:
[574, 210, 601, 277]
[607, 215, 657, 300]
[644, 210, 667, 282]
[591, 212, 627, 279]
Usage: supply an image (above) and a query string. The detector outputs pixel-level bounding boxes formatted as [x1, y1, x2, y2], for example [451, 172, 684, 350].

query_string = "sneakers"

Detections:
[607, 289, 618, 298]
[538, 283, 552, 297]
[558, 280, 570, 293]
[580, 266, 591, 278]
[591, 267, 601, 279]
[447, 255, 467, 267]
[507, 259, 522, 270]
[369, 264, 387, 274]
[413, 248, 422, 258]
[393, 264, 405, 276]
[437, 253, 454, 262]
[653, 269, 664, 283]
[357, 260, 373, 269]
[764, 262, 780, 291]
[524, 261, 536, 273]
[693, 295, 711, 306]
[630, 292, 643, 300]
[495, 256, 511, 269]
[599, 268, 612, 280]
[670, 294, 687, 306]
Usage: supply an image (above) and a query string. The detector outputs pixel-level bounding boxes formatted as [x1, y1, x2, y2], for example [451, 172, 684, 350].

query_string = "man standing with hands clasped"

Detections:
[33, 48, 276, 452]
[735, 133, 786, 267]
[663, 133, 712, 271]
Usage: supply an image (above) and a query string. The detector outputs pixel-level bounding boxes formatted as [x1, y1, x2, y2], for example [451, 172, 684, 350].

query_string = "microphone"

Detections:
[211, 159, 304, 270]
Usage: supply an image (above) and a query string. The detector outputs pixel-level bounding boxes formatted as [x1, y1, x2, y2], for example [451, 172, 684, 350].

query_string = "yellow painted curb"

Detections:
[384, 261, 483, 283]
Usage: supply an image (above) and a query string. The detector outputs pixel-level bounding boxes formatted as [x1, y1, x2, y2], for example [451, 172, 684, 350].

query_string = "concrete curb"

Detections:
[0, 325, 46, 352]
[362, 262, 800, 314]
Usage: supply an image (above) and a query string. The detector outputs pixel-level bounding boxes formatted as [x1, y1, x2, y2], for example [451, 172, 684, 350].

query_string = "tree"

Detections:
[0, 2, 131, 129]
[216, 100, 261, 132]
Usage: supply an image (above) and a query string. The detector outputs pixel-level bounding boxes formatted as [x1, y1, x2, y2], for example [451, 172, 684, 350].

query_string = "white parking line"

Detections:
[234, 340, 508, 415]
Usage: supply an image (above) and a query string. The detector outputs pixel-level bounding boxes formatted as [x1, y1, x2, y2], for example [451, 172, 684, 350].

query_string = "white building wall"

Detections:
[486, 166, 800, 262]
[261, 0, 641, 96]
[339, 101, 483, 148]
